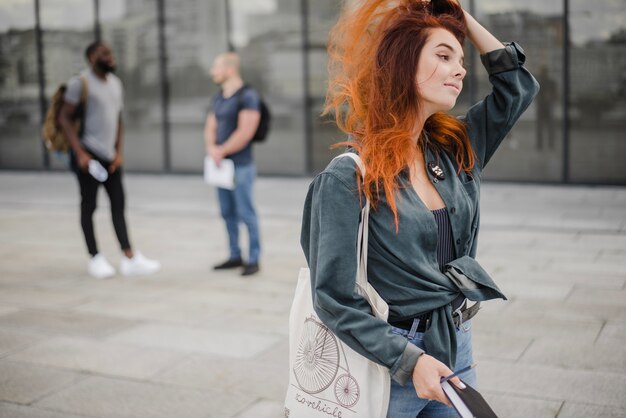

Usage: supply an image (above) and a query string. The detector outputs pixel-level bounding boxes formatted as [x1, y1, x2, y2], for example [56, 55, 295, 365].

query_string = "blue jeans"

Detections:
[387, 320, 476, 418]
[216, 163, 260, 264]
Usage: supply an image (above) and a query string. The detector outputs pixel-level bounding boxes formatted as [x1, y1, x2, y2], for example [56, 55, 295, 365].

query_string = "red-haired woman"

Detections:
[301, 0, 538, 416]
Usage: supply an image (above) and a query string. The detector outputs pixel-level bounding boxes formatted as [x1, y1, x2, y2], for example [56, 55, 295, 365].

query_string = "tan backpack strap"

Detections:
[79, 75, 88, 105]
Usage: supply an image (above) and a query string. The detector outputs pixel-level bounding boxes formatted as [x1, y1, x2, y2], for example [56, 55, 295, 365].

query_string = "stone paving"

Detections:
[0, 171, 625, 418]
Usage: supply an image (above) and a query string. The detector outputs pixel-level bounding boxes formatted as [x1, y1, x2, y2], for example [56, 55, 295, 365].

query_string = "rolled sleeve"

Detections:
[390, 342, 424, 385]
[480, 42, 526, 75]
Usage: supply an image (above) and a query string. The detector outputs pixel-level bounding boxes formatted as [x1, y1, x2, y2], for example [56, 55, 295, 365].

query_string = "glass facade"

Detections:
[41, 0, 95, 170]
[0, 0, 41, 169]
[0, 0, 624, 184]
[569, 0, 626, 183]
[100, 0, 163, 172]
[466, 2, 566, 181]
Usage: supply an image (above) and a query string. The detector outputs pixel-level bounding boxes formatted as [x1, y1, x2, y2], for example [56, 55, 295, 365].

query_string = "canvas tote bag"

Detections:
[284, 153, 390, 418]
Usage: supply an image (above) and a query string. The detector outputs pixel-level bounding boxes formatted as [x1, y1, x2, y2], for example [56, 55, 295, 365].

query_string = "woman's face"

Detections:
[416, 28, 466, 117]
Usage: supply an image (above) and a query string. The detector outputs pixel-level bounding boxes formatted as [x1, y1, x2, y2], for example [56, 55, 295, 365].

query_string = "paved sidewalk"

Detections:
[0, 171, 625, 418]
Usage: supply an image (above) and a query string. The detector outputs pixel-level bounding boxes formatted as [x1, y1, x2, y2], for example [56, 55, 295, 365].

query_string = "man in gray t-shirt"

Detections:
[64, 61, 123, 162]
[59, 41, 160, 279]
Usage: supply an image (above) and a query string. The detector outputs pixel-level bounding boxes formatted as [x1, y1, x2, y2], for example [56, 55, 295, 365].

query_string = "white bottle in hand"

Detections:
[88, 159, 108, 182]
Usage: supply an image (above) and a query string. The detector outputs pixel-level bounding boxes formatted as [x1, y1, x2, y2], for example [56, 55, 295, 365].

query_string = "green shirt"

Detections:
[300, 42, 540, 385]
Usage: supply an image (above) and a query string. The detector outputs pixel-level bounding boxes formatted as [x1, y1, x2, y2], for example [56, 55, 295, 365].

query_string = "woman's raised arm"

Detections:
[463, 9, 503, 54]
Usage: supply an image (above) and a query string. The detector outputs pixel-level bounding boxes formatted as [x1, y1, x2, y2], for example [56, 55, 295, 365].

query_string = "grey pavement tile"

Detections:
[567, 288, 626, 306]
[597, 250, 626, 266]
[475, 231, 536, 247]
[472, 299, 509, 315]
[0, 309, 141, 338]
[478, 253, 550, 269]
[597, 322, 626, 345]
[474, 311, 603, 343]
[479, 237, 598, 256]
[6, 337, 187, 380]
[160, 288, 293, 316]
[522, 217, 622, 232]
[154, 340, 289, 401]
[496, 281, 573, 301]
[520, 338, 626, 373]
[0, 361, 85, 404]
[503, 299, 626, 324]
[230, 310, 289, 336]
[482, 392, 562, 418]
[108, 323, 280, 359]
[169, 273, 297, 298]
[75, 296, 233, 328]
[548, 260, 626, 277]
[472, 333, 532, 362]
[0, 274, 86, 290]
[34, 376, 252, 418]
[0, 402, 86, 418]
[0, 328, 42, 357]
[479, 213, 525, 228]
[0, 286, 90, 309]
[576, 233, 626, 248]
[233, 400, 284, 418]
[0, 307, 18, 317]
[479, 360, 626, 408]
[557, 402, 626, 418]
[496, 270, 625, 290]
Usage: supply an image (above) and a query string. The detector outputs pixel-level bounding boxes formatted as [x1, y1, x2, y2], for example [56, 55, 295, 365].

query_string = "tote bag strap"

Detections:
[332, 152, 389, 321]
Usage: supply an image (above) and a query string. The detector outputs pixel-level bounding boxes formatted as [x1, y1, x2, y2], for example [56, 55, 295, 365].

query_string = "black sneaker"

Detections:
[241, 263, 260, 276]
[213, 257, 243, 270]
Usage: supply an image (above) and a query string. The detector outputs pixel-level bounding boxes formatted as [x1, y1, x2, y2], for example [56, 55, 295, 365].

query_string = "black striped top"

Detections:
[431, 207, 465, 310]
[431, 207, 455, 271]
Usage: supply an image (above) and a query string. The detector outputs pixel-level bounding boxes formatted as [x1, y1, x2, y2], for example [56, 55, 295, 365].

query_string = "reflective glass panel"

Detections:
[167, 0, 229, 172]
[569, 0, 626, 182]
[230, 0, 306, 175]
[100, 0, 164, 171]
[307, 0, 344, 173]
[41, 0, 95, 170]
[473, 1, 564, 181]
[0, 0, 43, 169]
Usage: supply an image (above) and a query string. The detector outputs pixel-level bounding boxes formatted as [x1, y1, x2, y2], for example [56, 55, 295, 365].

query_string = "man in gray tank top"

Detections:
[59, 41, 160, 279]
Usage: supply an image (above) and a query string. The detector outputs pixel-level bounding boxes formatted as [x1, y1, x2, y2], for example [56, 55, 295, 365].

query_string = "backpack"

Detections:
[235, 85, 271, 143]
[41, 75, 88, 152]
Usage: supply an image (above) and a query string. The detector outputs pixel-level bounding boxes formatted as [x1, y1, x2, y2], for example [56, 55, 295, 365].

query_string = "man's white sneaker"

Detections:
[88, 254, 116, 279]
[120, 251, 161, 277]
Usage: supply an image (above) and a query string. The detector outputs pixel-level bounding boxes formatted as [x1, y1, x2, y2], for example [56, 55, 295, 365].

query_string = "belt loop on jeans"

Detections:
[452, 298, 468, 329]
[408, 318, 421, 339]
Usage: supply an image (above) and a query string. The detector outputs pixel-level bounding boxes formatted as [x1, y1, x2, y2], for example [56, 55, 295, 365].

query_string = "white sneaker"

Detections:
[88, 254, 116, 279]
[120, 251, 161, 277]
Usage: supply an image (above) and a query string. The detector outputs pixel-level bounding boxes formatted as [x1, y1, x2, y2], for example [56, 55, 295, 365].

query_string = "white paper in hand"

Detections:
[204, 157, 235, 190]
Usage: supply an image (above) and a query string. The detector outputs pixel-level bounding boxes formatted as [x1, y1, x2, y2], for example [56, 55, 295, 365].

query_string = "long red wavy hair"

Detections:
[324, 0, 476, 227]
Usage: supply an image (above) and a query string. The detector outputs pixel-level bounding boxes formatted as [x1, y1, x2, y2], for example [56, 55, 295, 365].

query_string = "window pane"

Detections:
[167, 0, 229, 172]
[100, 0, 164, 171]
[41, 0, 95, 170]
[569, 0, 626, 182]
[231, 0, 306, 175]
[0, 0, 43, 169]
[473, 2, 564, 181]
[308, 0, 344, 173]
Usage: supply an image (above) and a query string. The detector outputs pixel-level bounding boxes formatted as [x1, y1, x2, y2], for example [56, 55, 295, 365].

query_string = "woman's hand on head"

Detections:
[411, 354, 465, 406]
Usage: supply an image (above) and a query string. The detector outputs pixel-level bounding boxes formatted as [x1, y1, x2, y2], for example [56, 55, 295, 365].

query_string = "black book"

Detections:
[441, 379, 498, 418]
